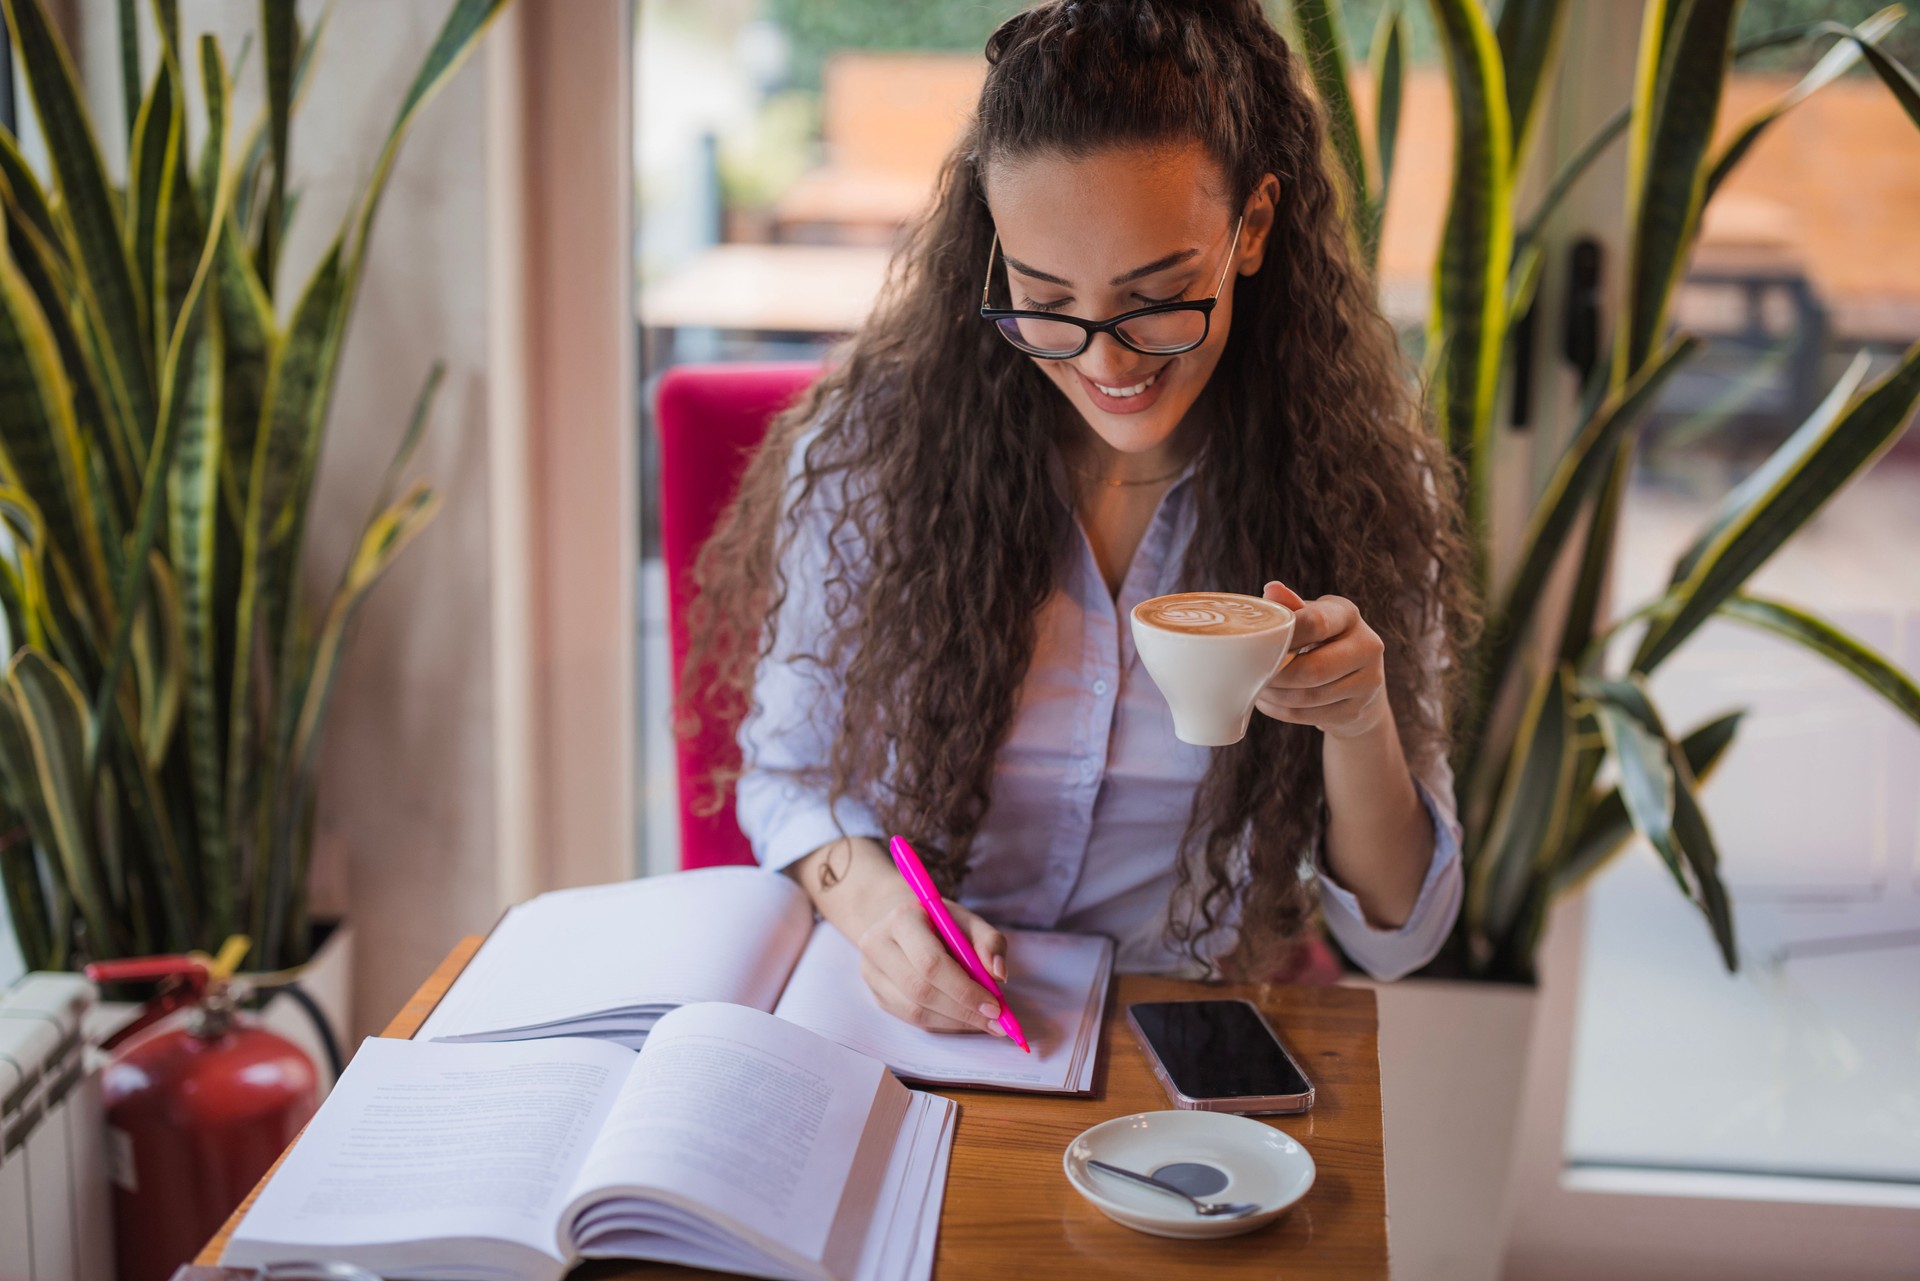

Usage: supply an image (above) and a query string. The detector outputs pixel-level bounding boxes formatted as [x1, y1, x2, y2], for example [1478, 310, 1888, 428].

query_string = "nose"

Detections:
[1075, 331, 1155, 385]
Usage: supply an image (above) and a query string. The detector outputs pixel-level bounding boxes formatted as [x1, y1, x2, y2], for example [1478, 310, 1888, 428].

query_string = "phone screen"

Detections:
[1130, 1000, 1311, 1100]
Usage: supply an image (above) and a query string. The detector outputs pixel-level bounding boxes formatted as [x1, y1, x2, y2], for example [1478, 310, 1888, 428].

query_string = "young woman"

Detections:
[685, 0, 1476, 1037]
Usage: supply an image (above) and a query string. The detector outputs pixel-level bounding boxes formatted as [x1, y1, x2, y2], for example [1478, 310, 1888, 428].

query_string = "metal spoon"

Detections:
[1087, 1159, 1260, 1218]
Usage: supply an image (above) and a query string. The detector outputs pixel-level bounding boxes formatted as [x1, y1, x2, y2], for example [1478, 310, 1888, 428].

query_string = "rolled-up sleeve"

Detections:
[735, 435, 885, 873]
[1314, 575, 1465, 980]
[1314, 755, 1463, 981]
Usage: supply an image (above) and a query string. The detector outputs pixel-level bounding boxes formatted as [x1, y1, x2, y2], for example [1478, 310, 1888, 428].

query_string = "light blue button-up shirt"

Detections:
[737, 435, 1462, 980]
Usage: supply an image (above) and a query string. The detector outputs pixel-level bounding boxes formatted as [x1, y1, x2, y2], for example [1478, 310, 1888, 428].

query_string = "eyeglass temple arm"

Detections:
[1212, 217, 1243, 297]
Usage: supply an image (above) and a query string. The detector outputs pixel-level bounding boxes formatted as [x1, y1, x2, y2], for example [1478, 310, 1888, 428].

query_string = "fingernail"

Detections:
[985, 1019, 1007, 1036]
[978, 1001, 1000, 1020]
[992, 956, 1007, 981]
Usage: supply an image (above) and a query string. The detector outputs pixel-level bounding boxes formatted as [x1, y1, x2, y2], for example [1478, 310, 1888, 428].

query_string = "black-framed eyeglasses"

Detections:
[979, 216, 1243, 359]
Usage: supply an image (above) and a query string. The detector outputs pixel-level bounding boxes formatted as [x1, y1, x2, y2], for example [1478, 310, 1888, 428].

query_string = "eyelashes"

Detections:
[1017, 289, 1190, 312]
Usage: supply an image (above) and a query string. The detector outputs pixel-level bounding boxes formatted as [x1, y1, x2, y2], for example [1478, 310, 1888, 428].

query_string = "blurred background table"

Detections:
[639, 243, 891, 367]
[199, 938, 1387, 1279]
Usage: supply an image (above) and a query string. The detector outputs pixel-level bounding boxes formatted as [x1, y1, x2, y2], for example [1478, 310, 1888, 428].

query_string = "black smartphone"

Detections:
[1126, 999, 1315, 1114]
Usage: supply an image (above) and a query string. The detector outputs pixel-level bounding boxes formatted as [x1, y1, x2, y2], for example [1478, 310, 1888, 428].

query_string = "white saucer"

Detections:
[1062, 1110, 1315, 1239]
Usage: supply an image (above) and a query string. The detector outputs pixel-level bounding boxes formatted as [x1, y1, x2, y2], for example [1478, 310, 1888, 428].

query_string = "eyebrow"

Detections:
[1001, 246, 1202, 288]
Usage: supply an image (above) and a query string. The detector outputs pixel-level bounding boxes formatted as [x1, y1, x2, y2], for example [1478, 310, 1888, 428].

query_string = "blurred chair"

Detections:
[772, 53, 984, 244]
[1663, 193, 1829, 443]
[658, 362, 822, 870]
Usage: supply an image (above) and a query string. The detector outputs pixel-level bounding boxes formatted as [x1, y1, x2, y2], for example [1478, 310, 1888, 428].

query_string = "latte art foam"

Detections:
[1134, 592, 1291, 636]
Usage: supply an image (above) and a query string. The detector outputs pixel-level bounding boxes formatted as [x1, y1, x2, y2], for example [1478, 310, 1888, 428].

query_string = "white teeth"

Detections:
[1094, 370, 1160, 398]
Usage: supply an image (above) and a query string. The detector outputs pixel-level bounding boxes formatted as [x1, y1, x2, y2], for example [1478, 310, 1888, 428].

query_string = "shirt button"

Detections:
[1093, 679, 1110, 696]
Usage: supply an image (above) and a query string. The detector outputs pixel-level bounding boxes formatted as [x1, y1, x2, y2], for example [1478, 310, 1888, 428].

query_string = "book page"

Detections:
[417, 866, 815, 1041]
[851, 1090, 956, 1281]
[224, 1037, 634, 1268]
[773, 923, 1110, 1089]
[562, 1002, 908, 1277]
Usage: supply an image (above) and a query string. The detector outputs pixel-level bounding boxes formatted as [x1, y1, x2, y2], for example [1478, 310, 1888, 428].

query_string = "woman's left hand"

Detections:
[1254, 581, 1390, 740]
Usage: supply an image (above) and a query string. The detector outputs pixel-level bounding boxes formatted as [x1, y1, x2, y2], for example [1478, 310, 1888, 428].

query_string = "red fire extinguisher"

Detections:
[86, 938, 320, 1281]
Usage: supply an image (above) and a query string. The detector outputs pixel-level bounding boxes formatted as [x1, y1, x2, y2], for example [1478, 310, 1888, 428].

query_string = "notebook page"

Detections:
[223, 1037, 634, 1272]
[417, 867, 814, 1041]
[772, 925, 1111, 1091]
[561, 1002, 909, 1277]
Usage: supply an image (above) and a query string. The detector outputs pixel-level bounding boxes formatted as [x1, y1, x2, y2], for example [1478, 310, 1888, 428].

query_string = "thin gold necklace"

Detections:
[1066, 461, 1186, 488]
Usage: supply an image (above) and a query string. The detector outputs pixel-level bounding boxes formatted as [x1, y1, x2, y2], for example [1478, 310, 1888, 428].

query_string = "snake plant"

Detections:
[0, 0, 509, 972]
[1303, 0, 1920, 979]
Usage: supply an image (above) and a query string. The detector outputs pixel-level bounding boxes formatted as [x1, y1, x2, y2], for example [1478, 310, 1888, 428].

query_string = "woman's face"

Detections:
[983, 141, 1277, 459]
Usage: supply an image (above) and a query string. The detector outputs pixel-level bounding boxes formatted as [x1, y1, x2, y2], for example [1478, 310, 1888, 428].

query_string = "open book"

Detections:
[223, 1003, 956, 1281]
[415, 867, 1113, 1093]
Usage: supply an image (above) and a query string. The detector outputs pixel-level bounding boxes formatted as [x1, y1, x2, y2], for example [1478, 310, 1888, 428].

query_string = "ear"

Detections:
[1238, 173, 1282, 275]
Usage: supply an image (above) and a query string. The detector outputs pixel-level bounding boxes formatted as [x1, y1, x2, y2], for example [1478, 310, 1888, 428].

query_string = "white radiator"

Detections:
[0, 974, 113, 1281]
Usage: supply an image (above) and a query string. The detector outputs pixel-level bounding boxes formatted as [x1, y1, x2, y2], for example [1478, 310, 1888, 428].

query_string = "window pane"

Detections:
[1566, 11, 1920, 1187]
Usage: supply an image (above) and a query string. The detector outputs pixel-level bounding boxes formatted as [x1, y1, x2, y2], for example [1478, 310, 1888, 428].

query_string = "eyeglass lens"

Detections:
[994, 309, 1206, 357]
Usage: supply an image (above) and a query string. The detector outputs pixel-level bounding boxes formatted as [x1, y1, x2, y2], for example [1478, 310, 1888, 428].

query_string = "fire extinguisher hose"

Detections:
[262, 979, 346, 1082]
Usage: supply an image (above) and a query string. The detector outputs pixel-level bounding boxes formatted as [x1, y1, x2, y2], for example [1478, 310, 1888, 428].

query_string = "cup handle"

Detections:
[1277, 638, 1324, 672]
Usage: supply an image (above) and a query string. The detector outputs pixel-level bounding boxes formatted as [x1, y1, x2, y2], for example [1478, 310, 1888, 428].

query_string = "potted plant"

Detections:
[1295, 0, 1920, 1272]
[0, 0, 508, 1053]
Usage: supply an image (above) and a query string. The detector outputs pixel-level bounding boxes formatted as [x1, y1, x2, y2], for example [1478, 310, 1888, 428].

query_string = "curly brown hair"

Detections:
[681, 0, 1477, 974]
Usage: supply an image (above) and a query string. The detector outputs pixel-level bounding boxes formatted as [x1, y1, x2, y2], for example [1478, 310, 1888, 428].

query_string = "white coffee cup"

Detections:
[1130, 592, 1296, 746]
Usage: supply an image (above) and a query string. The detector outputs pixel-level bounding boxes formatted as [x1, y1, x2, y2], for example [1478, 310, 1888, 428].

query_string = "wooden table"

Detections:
[638, 242, 893, 374]
[201, 937, 1387, 1278]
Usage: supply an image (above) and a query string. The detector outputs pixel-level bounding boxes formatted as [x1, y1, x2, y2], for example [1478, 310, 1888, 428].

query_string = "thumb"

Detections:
[1264, 580, 1308, 611]
[1265, 580, 1316, 667]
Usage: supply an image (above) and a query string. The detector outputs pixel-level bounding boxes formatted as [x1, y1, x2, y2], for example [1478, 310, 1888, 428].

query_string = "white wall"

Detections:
[67, 0, 503, 1038]
[293, 0, 499, 1042]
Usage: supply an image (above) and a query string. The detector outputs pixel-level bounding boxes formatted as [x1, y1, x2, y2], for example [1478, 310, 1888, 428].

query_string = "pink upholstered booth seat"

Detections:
[657, 362, 822, 870]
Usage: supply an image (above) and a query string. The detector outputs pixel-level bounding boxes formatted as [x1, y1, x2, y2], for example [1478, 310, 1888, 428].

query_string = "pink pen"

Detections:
[889, 835, 1031, 1052]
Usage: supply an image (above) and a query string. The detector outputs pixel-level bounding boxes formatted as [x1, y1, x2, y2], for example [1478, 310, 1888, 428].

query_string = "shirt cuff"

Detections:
[735, 773, 885, 875]
[1315, 777, 1464, 981]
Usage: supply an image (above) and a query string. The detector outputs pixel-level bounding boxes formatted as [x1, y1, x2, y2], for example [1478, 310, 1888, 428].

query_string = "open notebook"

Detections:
[223, 1004, 955, 1281]
[414, 867, 1113, 1093]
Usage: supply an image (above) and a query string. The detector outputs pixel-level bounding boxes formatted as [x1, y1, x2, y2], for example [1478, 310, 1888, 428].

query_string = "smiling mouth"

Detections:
[1091, 369, 1163, 398]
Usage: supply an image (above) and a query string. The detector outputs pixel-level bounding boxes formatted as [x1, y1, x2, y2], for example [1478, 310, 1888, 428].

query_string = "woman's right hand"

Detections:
[788, 835, 1011, 1034]
[855, 896, 1010, 1034]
